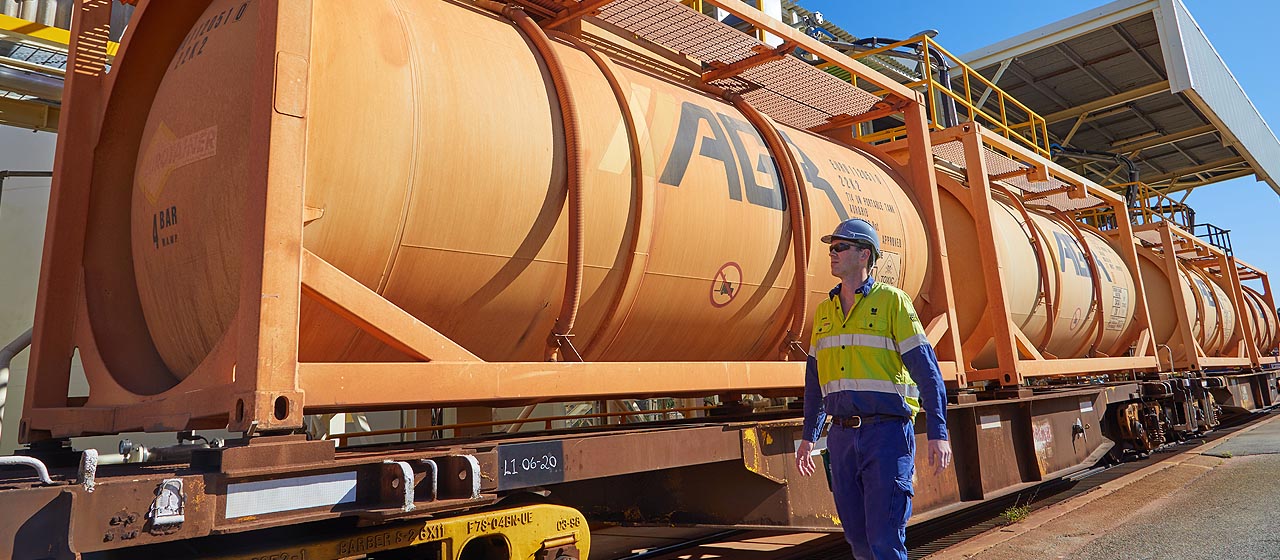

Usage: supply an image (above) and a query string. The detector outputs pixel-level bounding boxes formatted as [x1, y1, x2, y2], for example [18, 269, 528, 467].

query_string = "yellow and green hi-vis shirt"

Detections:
[802, 277, 949, 443]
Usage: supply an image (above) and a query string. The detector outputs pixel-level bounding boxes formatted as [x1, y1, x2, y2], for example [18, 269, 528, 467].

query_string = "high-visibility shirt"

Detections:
[802, 277, 949, 442]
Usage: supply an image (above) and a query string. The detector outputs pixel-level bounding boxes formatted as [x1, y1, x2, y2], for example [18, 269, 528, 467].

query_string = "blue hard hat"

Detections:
[821, 218, 880, 257]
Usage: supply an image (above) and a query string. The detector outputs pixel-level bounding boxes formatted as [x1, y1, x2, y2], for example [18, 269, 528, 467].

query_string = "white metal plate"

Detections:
[225, 471, 358, 518]
[980, 414, 1002, 430]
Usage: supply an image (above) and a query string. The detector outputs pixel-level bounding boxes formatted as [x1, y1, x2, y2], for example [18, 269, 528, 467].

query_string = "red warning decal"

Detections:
[710, 262, 743, 308]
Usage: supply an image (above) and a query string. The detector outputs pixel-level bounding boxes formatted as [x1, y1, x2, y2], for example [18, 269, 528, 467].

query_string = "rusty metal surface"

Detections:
[0, 390, 1131, 556]
[0, 487, 73, 559]
[189, 434, 334, 474]
[1211, 372, 1278, 412]
[296, 361, 806, 412]
[0, 420, 751, 555]
[10, 377, 1248, 560]
[535, 388, 1121, 529]
[3, 394, 1140, 554]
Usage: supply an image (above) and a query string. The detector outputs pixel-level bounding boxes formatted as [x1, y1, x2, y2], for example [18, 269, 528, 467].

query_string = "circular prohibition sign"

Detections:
[710, 262, 743, 308]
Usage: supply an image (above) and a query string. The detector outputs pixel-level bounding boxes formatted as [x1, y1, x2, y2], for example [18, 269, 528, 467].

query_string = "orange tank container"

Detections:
[24, 0, 967, 438]
[1241, 285, 1279, 352]
[129, 0, 928, 381]
[875, 124, 1160, 385]
[1139, 251, 1238, 359]
[1138, 250, 1203, 358]
[939, 188, 1138, 368]
[1129, 221, 1275, 370]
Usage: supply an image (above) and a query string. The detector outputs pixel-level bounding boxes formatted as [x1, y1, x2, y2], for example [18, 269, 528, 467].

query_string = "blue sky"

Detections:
[800, 0, 1280, 288]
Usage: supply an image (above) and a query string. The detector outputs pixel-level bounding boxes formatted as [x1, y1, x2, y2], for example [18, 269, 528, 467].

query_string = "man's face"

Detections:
[829, 240, 869, 278]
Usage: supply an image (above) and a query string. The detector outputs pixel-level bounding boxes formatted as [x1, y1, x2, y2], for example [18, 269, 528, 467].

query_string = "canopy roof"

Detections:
[961, 0, 1280, 198]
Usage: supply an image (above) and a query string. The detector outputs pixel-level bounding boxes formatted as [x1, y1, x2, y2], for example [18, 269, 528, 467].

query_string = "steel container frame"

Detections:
[21, 0, 968, 441]
[1133, 221, 1279, 371]
[880, 124, 1161, 387]
[4, 1, 1279, 557]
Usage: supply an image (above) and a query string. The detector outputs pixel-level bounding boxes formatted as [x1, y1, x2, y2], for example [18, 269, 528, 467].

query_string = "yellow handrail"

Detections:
[1073, 182, 1193, 230]
[844, 34, 1050, 157]
[679, 0, 704, 12]
[0, 13, 120, 57]
[1118, 182, 1193, 227]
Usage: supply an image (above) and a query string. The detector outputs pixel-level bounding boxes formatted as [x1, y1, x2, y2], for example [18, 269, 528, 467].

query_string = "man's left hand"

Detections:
[928, 439, 952, 474]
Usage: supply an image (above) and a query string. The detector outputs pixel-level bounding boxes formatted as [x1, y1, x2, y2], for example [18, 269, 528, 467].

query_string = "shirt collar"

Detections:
[828, 276, 876, 299]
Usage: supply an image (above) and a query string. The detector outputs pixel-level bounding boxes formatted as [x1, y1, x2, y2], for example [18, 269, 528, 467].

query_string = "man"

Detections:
[794, 218, 952, 560]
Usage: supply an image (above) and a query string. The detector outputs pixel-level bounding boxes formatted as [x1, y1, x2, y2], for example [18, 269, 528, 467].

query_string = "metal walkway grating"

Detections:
[931, 139, 1107, 212]
[594, 0, 882, 130]
[0, 38, 67, 102]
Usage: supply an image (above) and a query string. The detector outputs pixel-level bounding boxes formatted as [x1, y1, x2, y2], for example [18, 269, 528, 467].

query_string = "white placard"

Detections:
[980, 414, 1002, 430]
[225, 471, 358, 518]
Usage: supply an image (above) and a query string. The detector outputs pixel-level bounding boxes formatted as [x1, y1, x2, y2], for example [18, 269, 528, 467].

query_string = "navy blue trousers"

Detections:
[827, 418, 915, 560]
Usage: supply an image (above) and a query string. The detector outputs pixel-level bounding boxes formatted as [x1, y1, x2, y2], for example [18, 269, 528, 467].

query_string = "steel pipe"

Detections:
[0, 454, 52, 485]
[0, 328, 32, 446]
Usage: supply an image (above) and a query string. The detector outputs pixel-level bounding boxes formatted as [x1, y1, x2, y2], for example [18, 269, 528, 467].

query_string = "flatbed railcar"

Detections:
[2, 0, 1277, 558]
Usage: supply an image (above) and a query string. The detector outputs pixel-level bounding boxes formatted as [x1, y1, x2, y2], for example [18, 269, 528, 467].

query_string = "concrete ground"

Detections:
[930, 412, 1280, 560]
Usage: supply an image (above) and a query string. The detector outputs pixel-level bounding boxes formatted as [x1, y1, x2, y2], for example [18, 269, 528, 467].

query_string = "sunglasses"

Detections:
[829, 242, 864, 255]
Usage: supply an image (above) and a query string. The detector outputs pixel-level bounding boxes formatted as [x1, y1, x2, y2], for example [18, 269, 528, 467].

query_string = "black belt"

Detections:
[831, 415, 908, 429]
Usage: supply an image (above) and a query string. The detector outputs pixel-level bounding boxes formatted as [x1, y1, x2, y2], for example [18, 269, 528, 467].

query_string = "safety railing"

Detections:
[686, 0, 785, 43]
[1072, 205, 1116, 231]
[1192, 222, 1233, 256]
[1124, 182, 1194, 228]
[844, 34, 1050, 157]
[678, 0, 704, 12]
[1074, 181, 1195, 231]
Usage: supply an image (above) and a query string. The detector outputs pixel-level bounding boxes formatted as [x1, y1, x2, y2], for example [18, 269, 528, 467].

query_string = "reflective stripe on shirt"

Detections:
[814, 333, 898, 353]
[898, 333, 929, 355]
[821, 377, 921, 399]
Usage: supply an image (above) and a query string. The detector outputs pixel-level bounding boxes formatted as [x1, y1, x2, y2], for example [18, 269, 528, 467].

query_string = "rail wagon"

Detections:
[1, 0, 1277, 558]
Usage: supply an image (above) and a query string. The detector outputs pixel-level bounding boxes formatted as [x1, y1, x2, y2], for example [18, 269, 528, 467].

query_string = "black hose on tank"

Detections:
[1051, 144, 1142, 206]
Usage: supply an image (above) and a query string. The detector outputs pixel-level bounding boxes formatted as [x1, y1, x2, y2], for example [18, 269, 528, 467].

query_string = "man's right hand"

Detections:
[795, 439, 817, 476]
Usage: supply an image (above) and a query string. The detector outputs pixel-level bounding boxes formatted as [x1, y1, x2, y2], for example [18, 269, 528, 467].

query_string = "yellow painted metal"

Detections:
[1123, 182, 1194, 227]
[756, 0, 766, 43]
[1162, 168, 1256, 194]
[0, 13, 119, 57]
[1144, 156, 1248, 186]
[131, 0, 931, 378]
[0, 95, 58, 131]
[1042, 80, 1170, 125]
[679, 0, 705, 13]
[0, 12, 117, 133]
[847, 35, 1050, 157]
[206, 503, 590, 560]
[1074, 182, 1193, 229]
